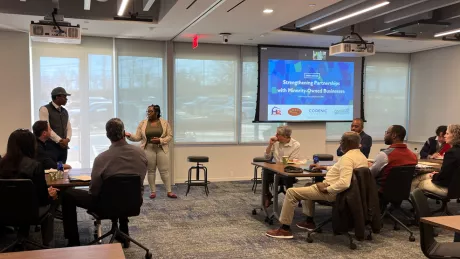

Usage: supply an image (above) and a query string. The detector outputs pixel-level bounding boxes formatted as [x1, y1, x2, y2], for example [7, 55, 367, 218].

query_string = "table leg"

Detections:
[261, 169, 269, 218]
[272, 174, 281, 220]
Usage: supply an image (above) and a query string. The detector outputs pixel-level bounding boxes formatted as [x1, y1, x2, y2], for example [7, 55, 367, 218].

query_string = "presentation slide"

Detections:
[267, 59, 354, 121]
[257, 46, 363, 122]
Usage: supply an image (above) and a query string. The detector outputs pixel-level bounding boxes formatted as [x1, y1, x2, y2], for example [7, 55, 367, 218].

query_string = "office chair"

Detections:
[306, 168, 376, 250]
[87, 174, 152, 259]
[0, 179, 50, 252]
[423, 166, 460, 215]
[410, 189, 460, 259]
[379, 166, 416, 242]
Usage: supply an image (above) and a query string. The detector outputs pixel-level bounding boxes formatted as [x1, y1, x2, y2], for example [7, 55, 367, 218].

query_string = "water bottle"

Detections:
[57, 161, 64, 179]
[313, 155, 320, 164]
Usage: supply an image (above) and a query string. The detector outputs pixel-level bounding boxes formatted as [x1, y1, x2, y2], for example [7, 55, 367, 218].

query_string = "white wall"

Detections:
[173, 123, 326, 182]
[409, 45, 460, 142]
[0, 31, 31, 154]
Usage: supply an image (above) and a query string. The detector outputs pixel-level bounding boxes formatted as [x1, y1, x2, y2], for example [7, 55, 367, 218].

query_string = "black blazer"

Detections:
[420, 136, 438, 159]
[432, 144, 460, 188]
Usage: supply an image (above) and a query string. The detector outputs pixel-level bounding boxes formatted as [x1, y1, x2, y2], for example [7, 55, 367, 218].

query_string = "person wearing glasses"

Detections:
[263, 126, 301, 208]
[39, 87, 72, 164]
[0, 129, 58, 247]
[125, 105, 177, 199]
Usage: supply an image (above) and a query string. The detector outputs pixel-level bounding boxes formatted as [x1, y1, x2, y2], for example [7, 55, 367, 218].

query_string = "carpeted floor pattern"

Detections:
[0, 180, 458, 258]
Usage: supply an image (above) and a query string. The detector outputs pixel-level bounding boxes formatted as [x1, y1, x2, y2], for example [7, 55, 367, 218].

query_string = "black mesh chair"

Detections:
[306, 168, 375, 250]
[423, 166, 460, 215]
[380, 166, 416, 242]
[0, 179, 49, 252]
[87, 174, 152, 259]
[312, 154, 333, 183]
[252, 157, 269, 193]
[410, 189, 460, 259]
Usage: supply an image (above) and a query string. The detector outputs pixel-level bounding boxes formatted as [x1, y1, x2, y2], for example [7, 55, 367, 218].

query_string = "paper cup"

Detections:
[282, 156, 289, 165]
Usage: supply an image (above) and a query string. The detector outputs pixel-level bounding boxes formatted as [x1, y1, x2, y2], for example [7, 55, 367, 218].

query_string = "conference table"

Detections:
[250, 162, 327, 224]
[420, 215, 460, 232]
[417, 159, 443, 173]
[45, 168, 91, 188]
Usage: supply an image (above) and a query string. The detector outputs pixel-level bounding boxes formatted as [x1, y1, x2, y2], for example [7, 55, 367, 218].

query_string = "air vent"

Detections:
[67, 27, 79, 38]
[32, 25, 44, 36]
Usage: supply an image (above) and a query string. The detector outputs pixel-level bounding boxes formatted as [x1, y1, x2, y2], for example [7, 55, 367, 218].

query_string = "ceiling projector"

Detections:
[30, 9, 81, 44]
[329, 32, 375, 57]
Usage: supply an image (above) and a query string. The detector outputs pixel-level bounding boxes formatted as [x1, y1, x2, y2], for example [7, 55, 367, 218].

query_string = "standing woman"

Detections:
[125, 105, 177, 199]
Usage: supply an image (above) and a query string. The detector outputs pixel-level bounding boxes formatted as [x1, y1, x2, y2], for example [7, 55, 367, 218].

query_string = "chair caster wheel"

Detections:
[145, 251, 152, 259]
[350, 243, 357, 250]
[268, 219, 274, 225]
[306, 237, 313, 243]
[409, 236, 415, 242]
[366, 235, 373, 241]
[252, 209, 257, 215]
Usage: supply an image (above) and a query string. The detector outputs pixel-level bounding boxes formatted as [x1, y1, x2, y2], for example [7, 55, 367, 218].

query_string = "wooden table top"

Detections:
[251, 162, 326, 177]
[45, 168, 91, 188]
[420, 215, 460, 232]
[419, 159, 444, 165]
[0, 243, 125, 259]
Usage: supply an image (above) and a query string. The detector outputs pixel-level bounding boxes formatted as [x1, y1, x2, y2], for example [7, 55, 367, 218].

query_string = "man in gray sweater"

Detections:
[62, 118, 147, 247]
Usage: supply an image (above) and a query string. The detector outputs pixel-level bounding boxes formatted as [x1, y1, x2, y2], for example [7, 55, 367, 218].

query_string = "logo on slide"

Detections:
[271, 107, 281, 115]
[334, 108, 350, 115]
[308, 109, 327, 115]
[288, 108, 302, 116]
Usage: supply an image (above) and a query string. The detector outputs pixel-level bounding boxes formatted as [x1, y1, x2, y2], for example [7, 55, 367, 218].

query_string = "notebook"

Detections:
[69, 175, 91, 182]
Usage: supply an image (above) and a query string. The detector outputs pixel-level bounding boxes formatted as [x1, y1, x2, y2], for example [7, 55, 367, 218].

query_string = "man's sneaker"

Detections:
[265, 228, 294, 239]
[296, 221, 316, 231]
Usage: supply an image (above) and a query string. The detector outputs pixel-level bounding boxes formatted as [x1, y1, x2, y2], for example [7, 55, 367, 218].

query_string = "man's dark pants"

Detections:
[62, 189, 129, 245]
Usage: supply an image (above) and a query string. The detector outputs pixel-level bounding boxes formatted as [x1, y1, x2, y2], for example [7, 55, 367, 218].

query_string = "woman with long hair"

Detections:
[126, 105, 177, 199]
[0, 129, 58, 246]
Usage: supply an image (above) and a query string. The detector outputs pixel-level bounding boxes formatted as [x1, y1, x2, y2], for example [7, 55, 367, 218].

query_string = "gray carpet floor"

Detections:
[0, 180, 458, 258]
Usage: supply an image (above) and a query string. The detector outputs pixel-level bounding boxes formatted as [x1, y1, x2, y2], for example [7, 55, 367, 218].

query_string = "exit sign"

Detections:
[192, 35, 198, 49]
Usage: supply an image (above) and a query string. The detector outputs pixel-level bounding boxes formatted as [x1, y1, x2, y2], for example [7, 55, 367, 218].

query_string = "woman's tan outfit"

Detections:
[128, 118, 173, 193]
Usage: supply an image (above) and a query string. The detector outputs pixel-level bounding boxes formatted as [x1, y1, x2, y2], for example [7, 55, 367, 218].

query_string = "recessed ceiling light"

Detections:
[260, 34, 266, 37]
[248, 38, 254, 41]
[309, 4, 316, 7]
[263, 9, 273, 14]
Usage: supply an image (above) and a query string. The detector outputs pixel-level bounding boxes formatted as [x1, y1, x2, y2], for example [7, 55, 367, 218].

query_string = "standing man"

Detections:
[337, 118, 372, 158]
[39, 87, 72, 163]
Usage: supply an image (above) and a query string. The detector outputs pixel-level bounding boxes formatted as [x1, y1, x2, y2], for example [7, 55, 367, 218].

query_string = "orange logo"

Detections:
[288, 108, 302, 116]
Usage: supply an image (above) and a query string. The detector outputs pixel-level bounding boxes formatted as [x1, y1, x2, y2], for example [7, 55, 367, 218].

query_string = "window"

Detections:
[116, 39, 165, 134]
[31, 37, 114, 168]
[326, 53, 410, 140]
[174, 43, 238, 143]
[240, 46, 281, 143]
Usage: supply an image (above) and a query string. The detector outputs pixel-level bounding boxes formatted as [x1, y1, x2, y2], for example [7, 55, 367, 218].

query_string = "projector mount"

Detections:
[340, 25, 372, 51]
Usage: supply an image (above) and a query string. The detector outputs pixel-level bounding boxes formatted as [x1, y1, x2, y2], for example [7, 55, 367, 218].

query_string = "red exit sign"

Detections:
[192, 35, 198, 49]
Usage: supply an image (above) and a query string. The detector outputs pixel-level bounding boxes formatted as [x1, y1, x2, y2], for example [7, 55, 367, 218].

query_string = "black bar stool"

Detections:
[186, 156, 210, 196]
[252, 157, 269, 193]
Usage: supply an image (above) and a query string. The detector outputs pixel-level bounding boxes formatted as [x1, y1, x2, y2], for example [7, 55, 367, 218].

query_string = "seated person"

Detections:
[32, 120, 71, 170]
[0, 129, 58, 246]
[266, 131, 368, 239]
[263, 126, 300, 208]
[369, 125, 418, 192]
[337, 118, 372, 158]
[62, 118, 148, 247]
[420, 125, 451, 159]
[412, 124, 460, 196]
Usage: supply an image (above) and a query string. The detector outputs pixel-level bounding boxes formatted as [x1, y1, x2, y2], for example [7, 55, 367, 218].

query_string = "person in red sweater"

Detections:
[369, 125, 418, 192]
